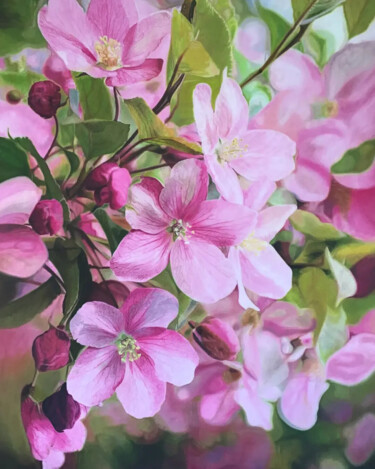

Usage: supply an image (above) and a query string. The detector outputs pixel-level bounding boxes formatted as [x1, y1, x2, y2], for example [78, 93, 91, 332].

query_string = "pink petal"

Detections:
[87, 0, 132, 43]
[228, 247, 259, 310]
[262, 301, 316, 338]
[200, 389, 239, 425]
[344, 413, 375, 466]
[243, 181, 277, 211]
[193, 83, 218, 154]
[190, 200, 257, 246]
[42, 451, 65, 469]
[70, 301, 124, 348]
[67, 346, 124, 406]
[0, 225, 48, 278]
[234, 384, 274, 431]
[121, 288, 179, 332]
[105, 59, 163, 86]
[159, 159, 208, 220]
[335, 161, 375, 190]
[122, 12, 171, 66]
[204, 154, 243, 204]
[326, 333, 375, 385]
[254, 205, 296, 242]
[126, 177, 169, 233]
[240, 243, 292, 299]
[215, 75, 249, 140]
[136, 328, 198, 385]
[170, 238, 236, 303]
[229, 130, 296, 181]
[0, 177, 42, 224]
[52, 420, 87, 453]
[111, 230, 172, 282]
[116, 355, 166, 418]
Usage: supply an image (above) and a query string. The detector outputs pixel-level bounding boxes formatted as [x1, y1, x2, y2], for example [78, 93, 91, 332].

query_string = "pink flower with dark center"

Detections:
[67, 288, 199, 418]
[111, 159, 256, 303]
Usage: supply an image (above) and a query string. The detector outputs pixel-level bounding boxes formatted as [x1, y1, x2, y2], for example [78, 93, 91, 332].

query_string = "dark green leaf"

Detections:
[0, 137, 31, 182]
[331, 139, 375, 175]
[63, 150, 81, 178]
[73, 74, 113, 121]
[344, 0, 375, 38]
[0, 277, 61, 329]
[94, 208, 128, 254]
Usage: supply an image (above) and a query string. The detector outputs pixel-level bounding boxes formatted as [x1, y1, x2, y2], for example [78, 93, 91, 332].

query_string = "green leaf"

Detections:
[94, 208, 128, 254]
[344, 0, 375, 38]
[333, 241, 375, 267]
[63, 150, 80, 178]
[0, 277, 61, 329]
[257, 5, 291, 51]
[124, 98, 202, 154]
[74, 120, 130, 159]
[325, 248, 357, 305]
[73, 74, 113, 121]
[343, 292, 375, 324]
[331, 139, 375, 175]
[290, 210, 344, 240]
[210, 0, 238, 40]
[0, 137, 31, 182]
[293, 239, 326, 265]
[0, 69, 45, 95]
[49, 238, 91, 317]
[291, 0, 345, 24]
[316, 305, 347, 363]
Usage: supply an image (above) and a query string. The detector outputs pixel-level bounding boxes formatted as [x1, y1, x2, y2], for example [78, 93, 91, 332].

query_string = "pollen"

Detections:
[168, 219, 193, 243]
[218, 137, 249, 163]
[240, 235, 267, 255]
[95, 36, 122, 70]
[116, 334, 141, 363]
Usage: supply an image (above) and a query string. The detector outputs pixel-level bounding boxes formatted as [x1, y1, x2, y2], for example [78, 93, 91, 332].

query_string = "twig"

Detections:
[113, 86, 120, 121]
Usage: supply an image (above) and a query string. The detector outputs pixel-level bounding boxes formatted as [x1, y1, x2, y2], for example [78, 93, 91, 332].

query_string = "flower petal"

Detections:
[193, 83, 218, 154]
[116, 355, 166, 418]
[254, 204, 296, 242]
[204, 154, 244, 204]
[234, 384, 274, 431]
[105, 59, 163, 87]
[136, 328, 198, 385]
[70, 302, 124, 348]
[262, 301, 316, 338]
[111, 230, 172, 282]
[200, 389, 239, 426]
[0, 177, 42, 224]
[67, 346, 124, 407]
[121, 288, 179, 332]
[170, 238, 236, 303]
[52, 420, 87, 453]
[243, 180, 277, 211]
[87, 0, 132, 42]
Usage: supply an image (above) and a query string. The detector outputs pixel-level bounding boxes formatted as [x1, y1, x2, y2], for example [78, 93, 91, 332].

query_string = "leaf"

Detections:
[325, 248, 357, 305]
[63, 150, 80, 178]
[257, 4, 291, 51]
[74, 120, 130, 159]
[0, 277, 61, 329]
[316, 305, 347, 363]
[344, 0, 375, 38]
[291, 0, 345, 24]
[180, 41, 220, 77]
[331, 139, 375, 175]
[333, 241, 375, 267]
[124, 98, 202, 154]
[73, 74, 113, 121]
[49, 238, 91, 317]
[211, 0, 238, 40]
[94, 208, 128, 254]
[290, 210, 344, 240]
[293, 239, 326, 265]
[0, 137, 31, 182]
[343, 293, 375, 324]
[0, 69, 45, 95]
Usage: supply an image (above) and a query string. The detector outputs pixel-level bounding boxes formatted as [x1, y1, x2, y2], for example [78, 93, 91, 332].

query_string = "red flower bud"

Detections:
[88, 281, 130, 307]
[351, 256, 375, 298]
[6, 89, 23, 105]
[42, 383, 81, 432]
[29, 199, 64, 235]
[190, 316, 240, 361]
[28, 80, 61, 118]
[85, 162, 131, 210]
[32, 326, 70, 372]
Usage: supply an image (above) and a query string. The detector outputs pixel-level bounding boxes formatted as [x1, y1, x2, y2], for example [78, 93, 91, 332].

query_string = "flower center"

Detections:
[167, 219, 194, 242]
[115, 333, 141, 363]
[312, 100, 339, 119]
[240, 235, 267, 255]
[216, 138, 248, 164]
[95, 36, 122, 70]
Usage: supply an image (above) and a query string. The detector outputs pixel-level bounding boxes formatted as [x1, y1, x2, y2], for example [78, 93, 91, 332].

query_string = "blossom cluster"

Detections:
[0, 0, 375, 468]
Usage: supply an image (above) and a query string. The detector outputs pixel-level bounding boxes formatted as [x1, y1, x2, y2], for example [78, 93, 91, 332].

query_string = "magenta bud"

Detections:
[32, 326, 70, 372]
[29, 199, 64, 235]
[88, 281, 130, 307]
[190, 316, 240, 361]
[6, 89, 23, 104]
[85, 162, 131, 210]
[351, 256, 375, 298]
[28, 80, 61, 118]
[42, 383, 81, 432]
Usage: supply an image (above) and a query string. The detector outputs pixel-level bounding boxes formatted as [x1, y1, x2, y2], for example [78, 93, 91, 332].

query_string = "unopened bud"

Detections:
[29, 199, 64, 235]
[351, 256, 375, 298]
[190, 316, 240, 361]
[28, 80, 61, 118]
[88, 281, 130, 307]
[32, 326, 70, 372]
[42, 383, 81, 432]
[6, 89, 23, 104]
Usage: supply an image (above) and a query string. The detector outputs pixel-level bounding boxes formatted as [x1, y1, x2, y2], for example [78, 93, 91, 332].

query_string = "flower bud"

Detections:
[190, 316, 240, 361]
[29, 199, 64, 235]
[85, 162, 131, 210]
[32, 326, 70, 372]
[351, 256, 375, 298]
[28, 80, 61, 118]
[88, 280, 130, 307]
[42, 383, 81, 432]
[6, 89, 23, 105]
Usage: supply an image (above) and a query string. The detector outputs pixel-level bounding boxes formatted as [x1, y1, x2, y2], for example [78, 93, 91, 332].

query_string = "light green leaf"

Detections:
[180, 40, 220, 77]
[325, 248, 357, 305]
[292, 0, 346, 24]
[316, 305, 347, 363]
[73, 74, 113, 121]
[333, 241, 375, 267]
[211, 0, 238, 40]
[331, 139, 375, 175]
[0, 137, 31, 182]
[94, 208, 128, 254]
[290, 210, 344, 240]
[293, 239, 326, 265]
[343, 293, 375, 324]
[0, 69, 45, 96]
[344, 0, 375, 38]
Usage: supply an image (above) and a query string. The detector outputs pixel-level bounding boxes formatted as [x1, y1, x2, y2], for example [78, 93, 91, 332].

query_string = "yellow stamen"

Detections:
[95, 36, 122, 70]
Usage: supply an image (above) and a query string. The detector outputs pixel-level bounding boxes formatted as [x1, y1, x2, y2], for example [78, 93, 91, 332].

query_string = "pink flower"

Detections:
[38, 0, 170, 87]
[0, 177, 48, 278]
[111, 159, 256, 303]
[67, 288, 199, 418]
[193, 74, 296, 203]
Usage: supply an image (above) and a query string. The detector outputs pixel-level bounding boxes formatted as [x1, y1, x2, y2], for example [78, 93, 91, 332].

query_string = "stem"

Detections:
[120, 145, 161, 166]
[44, 115, 59, 160]
[31, 370, 39, 388]
[113, 86, 120, 121]
[240, 0, 317, 88]
[131, 163, 169, 174]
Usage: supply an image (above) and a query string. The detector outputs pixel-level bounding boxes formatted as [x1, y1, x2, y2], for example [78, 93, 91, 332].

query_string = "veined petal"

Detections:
[193, 83, 218, 154]
[87, 0, 132, 43]
[0, 177, 42, 224]
[254, 205, 296, 242]
[228, 248, 259, 310]
[105, 59, 163, 87]
[234, 384, 274, 431]
[204, 154, 244, 204]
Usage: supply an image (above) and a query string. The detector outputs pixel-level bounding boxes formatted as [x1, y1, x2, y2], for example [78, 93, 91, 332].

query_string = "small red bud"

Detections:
[29, 199, 64, 235]
[88, 281, 130, 308]
[42, 383, 81, 432]
[32, 326, 70, 372]
[28, 80, 61, 118]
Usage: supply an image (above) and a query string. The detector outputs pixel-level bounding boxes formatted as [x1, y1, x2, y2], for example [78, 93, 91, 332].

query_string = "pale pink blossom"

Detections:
[67, 288, 199, 418]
